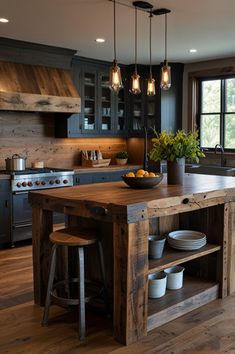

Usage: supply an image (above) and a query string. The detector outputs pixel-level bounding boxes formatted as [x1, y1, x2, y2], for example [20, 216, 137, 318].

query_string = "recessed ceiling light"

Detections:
[189, 49, 197, 53]
[95, 38, 105, 43]
[0, 18, 9, 23]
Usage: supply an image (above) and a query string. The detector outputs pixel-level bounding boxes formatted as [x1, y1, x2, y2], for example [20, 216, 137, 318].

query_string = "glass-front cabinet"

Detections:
[100, 73, 112, 133]
[83, 70, 96, 132]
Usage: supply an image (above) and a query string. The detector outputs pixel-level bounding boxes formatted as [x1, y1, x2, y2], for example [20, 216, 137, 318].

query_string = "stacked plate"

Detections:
[167, 230, 207, 251]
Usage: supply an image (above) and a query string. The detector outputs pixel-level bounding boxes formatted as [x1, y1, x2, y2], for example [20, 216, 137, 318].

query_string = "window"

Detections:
[198, 77, 235, 149]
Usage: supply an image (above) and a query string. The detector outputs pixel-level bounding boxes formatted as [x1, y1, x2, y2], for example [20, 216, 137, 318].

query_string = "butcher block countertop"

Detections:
[29, 173, 235, 346]
[29, 173, 235, 218]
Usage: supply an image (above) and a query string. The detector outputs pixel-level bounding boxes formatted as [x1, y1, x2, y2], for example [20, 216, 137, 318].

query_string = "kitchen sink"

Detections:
[185, 164, 235, 176]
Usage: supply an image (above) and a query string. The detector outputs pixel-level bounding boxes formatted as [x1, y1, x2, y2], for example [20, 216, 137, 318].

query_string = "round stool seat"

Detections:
[49, 227, 97, 247]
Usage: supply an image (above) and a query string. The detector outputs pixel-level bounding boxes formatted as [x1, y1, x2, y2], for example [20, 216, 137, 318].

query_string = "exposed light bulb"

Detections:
[95, 38, 105, 43]
[147, 77, 155, 96]
[0, 18, 9, 23]
[109, 60, 122, 93]
[160, 60, 171, 90]
[130, 72, 141, 94]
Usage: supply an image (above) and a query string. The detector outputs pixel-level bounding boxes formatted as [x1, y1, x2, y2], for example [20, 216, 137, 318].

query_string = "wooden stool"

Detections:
[42, 227, 109, 341]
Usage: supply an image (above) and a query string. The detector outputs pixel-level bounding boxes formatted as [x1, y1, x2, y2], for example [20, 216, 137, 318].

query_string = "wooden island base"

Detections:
[29, 174, 235, 345]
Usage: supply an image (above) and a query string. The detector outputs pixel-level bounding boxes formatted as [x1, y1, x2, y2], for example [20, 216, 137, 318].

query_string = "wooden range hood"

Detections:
[0, 61, 81, 113]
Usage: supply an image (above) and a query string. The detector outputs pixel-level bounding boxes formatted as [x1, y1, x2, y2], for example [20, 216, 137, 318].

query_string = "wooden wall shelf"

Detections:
[148, 244, 221, 274]
[147, 276, 219, 331]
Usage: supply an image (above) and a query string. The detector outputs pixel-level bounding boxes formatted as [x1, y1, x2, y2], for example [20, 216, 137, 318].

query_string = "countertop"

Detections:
[0, 174, 10, 180]
[72, 164, 141, 173]
[29, 173, 235, 215]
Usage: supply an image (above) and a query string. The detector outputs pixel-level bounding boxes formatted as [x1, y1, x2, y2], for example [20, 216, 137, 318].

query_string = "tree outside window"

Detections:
[199, 78, 235, 149]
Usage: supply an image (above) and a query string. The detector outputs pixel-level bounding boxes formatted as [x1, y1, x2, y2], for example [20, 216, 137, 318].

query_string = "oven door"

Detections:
[12, 191, 32, 243]
[12, 190, 66, 244]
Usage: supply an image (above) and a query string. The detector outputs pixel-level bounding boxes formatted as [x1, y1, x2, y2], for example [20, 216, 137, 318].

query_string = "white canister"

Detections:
[148, 271, 167, 298]
[148, 235, 166, 259]
[164, 266, 185, 290]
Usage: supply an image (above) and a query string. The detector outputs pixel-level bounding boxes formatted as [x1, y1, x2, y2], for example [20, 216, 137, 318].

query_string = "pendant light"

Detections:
[147, 10, 155, 96]
[109, 0, 122, 93]
[160, 11, 171, 90]
[130, 6, 141, 94]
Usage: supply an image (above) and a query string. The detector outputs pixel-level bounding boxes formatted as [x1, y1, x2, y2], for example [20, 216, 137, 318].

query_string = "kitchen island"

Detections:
[29, 174, 235, 345]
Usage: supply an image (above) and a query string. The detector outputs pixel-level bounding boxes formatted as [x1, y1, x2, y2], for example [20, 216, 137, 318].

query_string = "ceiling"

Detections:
[1, 0, 235, 65]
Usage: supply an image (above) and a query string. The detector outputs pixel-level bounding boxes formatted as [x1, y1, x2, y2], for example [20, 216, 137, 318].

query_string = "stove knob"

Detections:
[16, 182, 21, 188]
[63, 179, 68, 184]
[22, 182, 27, 187]
[41, 181, 46, 186]
[28, 182, 33, 187]
[35, 181, 40, 186]
[55, 179, 60, 184]
[49, 180, 54, 185]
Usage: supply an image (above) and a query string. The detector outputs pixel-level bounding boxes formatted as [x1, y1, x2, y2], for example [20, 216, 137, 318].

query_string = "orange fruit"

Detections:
[148, 172, 156, 177]
[136, 169, 145, 177]
[126, 172, 135, 177]
[143, 171, 149, 177]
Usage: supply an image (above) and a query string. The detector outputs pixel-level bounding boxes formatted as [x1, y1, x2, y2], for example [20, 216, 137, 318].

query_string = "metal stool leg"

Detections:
[78, 247, 86, 341]
[42, 244, 57, 326]
[97, 240, 111, 318]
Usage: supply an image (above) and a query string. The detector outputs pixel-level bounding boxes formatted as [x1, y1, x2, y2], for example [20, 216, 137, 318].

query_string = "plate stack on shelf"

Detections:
[167, 230, 207, 251]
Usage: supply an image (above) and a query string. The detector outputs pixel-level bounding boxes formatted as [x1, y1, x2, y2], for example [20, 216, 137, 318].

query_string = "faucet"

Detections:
[143, 127, 148, 171]
[215, 144, 226, 167]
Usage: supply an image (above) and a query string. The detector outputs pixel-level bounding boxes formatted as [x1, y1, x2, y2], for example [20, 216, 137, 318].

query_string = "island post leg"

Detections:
[113, 219, 149, 345]
[32, 206, 53, 306]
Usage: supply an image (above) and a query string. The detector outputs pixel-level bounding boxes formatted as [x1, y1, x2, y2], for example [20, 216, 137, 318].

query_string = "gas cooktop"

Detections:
[0, 167, 74, 175]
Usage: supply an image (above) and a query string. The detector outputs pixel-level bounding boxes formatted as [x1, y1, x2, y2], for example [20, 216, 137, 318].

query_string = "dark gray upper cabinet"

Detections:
[55, 57, 183, 138]
[128, 63, 184, 137]
[55, 57, 128, 138]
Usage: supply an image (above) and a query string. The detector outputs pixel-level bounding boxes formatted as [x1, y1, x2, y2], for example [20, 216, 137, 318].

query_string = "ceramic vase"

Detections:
[167, 157, 185, 185]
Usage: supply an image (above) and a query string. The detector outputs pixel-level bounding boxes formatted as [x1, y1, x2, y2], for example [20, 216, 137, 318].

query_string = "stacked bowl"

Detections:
[167, 230, 207, 251]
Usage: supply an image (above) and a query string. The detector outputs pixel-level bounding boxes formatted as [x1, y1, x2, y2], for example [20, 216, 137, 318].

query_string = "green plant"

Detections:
[115, 151, 128, 159]
[149, 130, 205, 163]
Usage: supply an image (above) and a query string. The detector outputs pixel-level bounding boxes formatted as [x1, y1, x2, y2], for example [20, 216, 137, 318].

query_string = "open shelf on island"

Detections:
[147, 276, 219, 331]
[148, 243, 221, 274]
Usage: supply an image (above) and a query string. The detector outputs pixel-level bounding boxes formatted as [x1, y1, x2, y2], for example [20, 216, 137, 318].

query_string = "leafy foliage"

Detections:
[115, 151, 128, 159]
[149, 130, 205, 163]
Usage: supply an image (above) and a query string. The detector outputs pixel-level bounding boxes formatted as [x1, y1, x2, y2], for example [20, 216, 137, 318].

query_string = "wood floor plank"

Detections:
[1, 244, 235, 353]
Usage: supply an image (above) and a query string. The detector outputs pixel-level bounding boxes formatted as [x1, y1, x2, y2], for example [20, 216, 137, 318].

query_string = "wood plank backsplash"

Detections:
[0, 111, 127, 169]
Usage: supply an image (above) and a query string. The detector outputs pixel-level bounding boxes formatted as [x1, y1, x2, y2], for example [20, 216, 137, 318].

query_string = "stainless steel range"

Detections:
[2, 167, 74, 246]
[11, 167, 74, 191]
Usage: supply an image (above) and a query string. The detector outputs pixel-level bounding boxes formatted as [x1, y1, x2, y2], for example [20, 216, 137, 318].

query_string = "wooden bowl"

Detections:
[122, 173, 163, 189]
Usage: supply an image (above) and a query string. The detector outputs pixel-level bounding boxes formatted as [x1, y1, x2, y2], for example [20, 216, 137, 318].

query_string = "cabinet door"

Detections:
[81, 68, 98, 134]
[99, 71, 113, 134]
[0, 180, 11, 245]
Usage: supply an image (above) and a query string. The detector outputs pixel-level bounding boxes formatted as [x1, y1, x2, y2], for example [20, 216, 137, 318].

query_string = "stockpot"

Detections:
[5, 154, 26, 171]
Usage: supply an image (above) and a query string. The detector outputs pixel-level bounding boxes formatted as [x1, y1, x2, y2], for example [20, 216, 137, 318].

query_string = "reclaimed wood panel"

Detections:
[113, 220, 149, 345]
[148, 244, 221, 274]
[0, 112, 127, 169]
[147, 277, 219, 330]
[0, 61, 81, 112]
[227, 201, 235, 295]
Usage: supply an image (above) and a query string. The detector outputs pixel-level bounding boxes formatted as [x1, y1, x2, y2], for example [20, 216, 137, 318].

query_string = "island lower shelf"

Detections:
[147, 276, 219, 331]
[148, 243, 222, 274]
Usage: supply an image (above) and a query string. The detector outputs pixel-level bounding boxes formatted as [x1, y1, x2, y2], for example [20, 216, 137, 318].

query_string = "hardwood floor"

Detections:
[1, 245, 235, 354]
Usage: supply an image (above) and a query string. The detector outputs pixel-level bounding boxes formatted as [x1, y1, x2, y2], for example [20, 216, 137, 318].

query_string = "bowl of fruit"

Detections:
[122, 169, 163, 189]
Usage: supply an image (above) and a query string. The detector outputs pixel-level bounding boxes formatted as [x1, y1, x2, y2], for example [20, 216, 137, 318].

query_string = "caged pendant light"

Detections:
[130, 6, 141, 94]
[147, 10, 155, 96]
[160, 10, 171, 90]
[109, 0, 122, 93]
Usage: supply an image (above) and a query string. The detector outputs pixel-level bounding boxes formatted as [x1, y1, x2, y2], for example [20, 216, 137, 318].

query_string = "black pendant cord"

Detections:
[165, 13, 167, 62]
[114, 0, 117, 61]
[134, 7, 138, 73]
[149, 11, 153, 79]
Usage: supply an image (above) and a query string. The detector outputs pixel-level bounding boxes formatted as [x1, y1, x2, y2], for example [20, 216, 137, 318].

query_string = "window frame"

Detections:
[197, 74, 235, 152]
